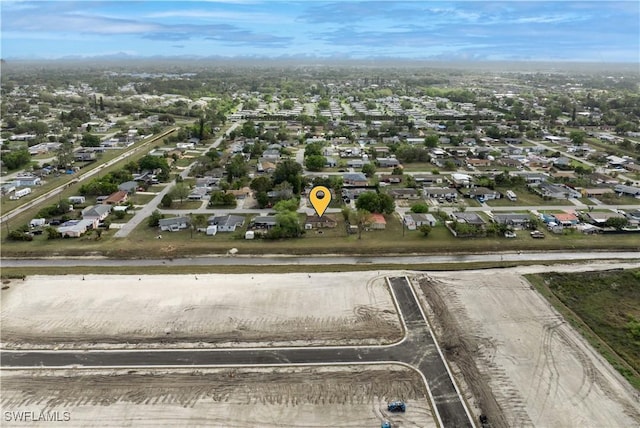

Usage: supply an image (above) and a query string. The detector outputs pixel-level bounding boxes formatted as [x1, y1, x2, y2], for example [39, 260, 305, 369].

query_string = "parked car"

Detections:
[387, 401, 406, 412]
[504, 230, 516, 238]
[530, 230, 545, 239]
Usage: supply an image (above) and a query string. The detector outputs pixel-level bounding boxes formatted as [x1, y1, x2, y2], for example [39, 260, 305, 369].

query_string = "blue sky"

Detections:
[1, 1, 638, 62]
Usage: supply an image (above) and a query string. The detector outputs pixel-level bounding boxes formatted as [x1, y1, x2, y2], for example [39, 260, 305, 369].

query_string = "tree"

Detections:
[351, 209, 371, 240]
[192, 214, 207, 231]
[273, 159, 303, 194]
[304, 155, 326, 171]
[45, 226, 61, 240]
[1, 148, 31, 170]
[604, 217, 629, 230]
[355, 191, 395, 214]
[170, 183, 190, 205]
[424, 134, 439, 148]
[273, 198, 299, 212]
[569, 130, 586, 145]
[410, 203, 429, 213]
[362, 163, 376, 177]
[226, 154, 249, 182]
[81, 133, 101, 147]
[250, 176, 273, 193]
[148, 210, 164, 227]
[419, 224, 432, 237]
[161, 194, 173, 208]
[55, 141, 75, 169]
[304, 142, 323, 157]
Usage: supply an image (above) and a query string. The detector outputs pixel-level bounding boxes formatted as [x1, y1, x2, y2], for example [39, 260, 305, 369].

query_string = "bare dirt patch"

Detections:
[1, 365, 434, 428]
[413, 263, 640, 428]
[1, 272, 402, 349]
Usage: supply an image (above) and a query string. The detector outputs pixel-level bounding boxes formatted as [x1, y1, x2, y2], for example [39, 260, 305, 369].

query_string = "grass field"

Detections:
[526, 269, 640, 390]
[487, 186, 574, 207]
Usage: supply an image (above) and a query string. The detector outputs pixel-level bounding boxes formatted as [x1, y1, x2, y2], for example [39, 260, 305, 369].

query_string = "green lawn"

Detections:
[487, 186, 574, 207]
[526, 269, 640, 390]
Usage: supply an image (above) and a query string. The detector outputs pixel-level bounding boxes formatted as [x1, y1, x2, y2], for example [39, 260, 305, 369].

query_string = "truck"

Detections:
[30, 218, 47, 228]
[10, 187, 31, 200]
[387, 401, 406, 412]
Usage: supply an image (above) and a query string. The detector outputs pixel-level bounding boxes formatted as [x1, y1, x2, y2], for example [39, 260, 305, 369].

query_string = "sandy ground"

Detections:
[413, 261, 640, 428]
[0, 365, 434, 428]
[1, 272, 402, 349]
[2, 263, 639, 427]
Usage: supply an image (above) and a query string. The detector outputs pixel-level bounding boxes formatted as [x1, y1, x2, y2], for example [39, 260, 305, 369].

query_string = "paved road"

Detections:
[2, 251, 639, 267]
[1, 276, 474, 428]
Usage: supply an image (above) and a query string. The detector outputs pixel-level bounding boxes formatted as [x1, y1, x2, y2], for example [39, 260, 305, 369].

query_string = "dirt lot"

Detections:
[1, 272, 401, 349]
[0, 365, 434, 428]
[2, 264, 639, 427]
[414, 262, 640, 428]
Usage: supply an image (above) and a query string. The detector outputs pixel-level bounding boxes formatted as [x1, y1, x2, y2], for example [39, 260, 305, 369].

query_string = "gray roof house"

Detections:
[452, 212, 486, 226]
[404, 213, 437, 230]
[118, 181, 138, 193]
[159, 216, 189, 232]
[208, 215, 245, 232]
[493, 213, 532, 229]
[81, 205, 112, 221]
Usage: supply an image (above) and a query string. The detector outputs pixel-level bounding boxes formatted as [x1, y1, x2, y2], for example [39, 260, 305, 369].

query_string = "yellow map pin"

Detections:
[309, 186, 331, 217]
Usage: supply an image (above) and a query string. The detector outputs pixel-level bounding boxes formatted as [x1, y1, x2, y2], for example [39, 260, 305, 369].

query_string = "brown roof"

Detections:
[104, 190, 128, 204]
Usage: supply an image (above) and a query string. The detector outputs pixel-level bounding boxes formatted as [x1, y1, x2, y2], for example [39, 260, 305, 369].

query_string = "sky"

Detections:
[1, 0, 639, 62]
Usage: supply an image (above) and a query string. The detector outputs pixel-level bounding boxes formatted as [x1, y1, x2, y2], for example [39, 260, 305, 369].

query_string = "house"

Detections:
[585, 211, 626, 225]
[118, 181, 138, 194]
[347, 159, 365, 168]
[369, 213, 387, 230]
[388, 188, 420, 200]
[452, 212, 486, 226]
[423, 187, 457, 200]
[451, 173, 472, 188]
[324, 156, 337, 167]
[257, 161, 276, 173]
[250, 215, 278, 230]
[493, 213, 531, 229]
[581, 188, 614, 198]
[103, 190, 129, 205]
[552, 213, 579, 226]
[159, 216, 189, 232]
[377, 157, 400, 168]
[404, 213, 437, 230]
[380, 174, 403, 184]
[228, 187, 251, 199]
[467, 158, 492, 168]
[81, 205, 111, 222]
[343, 173, 368, 186]
[536, 183, 581, 199]
[188, 187, 208, 200]
[469, 187, 501, 201]
[413, 174, 444, 185]
[305, 214, 338, 229]
[14, 174, 41, 187]
[497, 158, 522, 168]
[208, 214, 245, 232]
[57, 219, 95, 238]
[614, 184, 640, 198]
[517, 172, 548, 186]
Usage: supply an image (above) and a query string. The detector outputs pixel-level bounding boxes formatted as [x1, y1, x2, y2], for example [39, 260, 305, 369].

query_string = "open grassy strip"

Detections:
[526, 269, 640, 390]
[0, 260, 586, 278]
